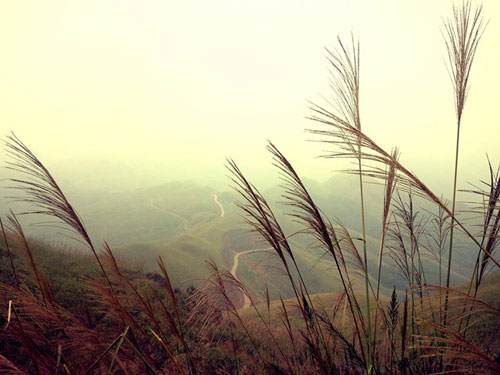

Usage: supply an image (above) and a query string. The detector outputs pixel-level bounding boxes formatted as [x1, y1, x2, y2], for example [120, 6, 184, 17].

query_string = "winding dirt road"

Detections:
[213, 194, 225, 217]
[150, 193, 268, 310]
[149, 199, 189, 231]
[230, 248, 273, 309]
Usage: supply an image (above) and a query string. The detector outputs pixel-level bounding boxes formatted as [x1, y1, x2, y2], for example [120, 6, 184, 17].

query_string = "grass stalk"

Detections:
[443, 0, 485, 329]
[0, 218, 19, 285]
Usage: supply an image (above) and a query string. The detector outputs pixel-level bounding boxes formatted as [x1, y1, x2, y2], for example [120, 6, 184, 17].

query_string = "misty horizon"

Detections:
[1, 2, 499, 374]
[1, 1, 499, 199]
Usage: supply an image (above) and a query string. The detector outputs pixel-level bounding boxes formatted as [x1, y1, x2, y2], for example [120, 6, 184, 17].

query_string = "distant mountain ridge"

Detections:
[2, 175, 478, 303]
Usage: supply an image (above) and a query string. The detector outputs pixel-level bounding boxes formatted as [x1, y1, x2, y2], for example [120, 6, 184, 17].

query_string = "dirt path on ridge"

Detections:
[230, 248, 273, 309]
[149, 199, 189, 231]
[213, 194, 224, 217]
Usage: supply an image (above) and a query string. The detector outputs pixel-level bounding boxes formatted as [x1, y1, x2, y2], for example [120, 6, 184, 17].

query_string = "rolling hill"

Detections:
[1, 174, 479, 304]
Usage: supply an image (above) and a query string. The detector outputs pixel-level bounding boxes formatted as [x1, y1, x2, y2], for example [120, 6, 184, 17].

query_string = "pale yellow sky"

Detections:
[0, 1, 499, 193]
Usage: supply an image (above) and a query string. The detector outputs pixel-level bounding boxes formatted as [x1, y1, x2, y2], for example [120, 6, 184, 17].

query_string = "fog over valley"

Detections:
[1, 2, 500, 374]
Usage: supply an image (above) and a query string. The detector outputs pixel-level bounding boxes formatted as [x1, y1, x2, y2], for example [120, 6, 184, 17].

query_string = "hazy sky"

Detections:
[1, 1, 499, 194]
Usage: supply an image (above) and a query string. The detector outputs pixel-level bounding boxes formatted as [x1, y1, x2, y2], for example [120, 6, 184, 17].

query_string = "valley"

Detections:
[2, 174, 477, 306]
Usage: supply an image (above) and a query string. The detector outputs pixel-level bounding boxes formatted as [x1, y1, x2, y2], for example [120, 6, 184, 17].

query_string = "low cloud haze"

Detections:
[1, 0, 499, 199]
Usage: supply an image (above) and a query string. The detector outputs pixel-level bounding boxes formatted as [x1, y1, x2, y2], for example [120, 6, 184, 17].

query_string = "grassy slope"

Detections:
[240, 270, 500, 342]
[2, 178, 477, 301]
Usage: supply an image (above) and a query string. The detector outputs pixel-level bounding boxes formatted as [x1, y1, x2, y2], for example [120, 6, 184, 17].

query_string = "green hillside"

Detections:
[2, 175, 478, 306]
